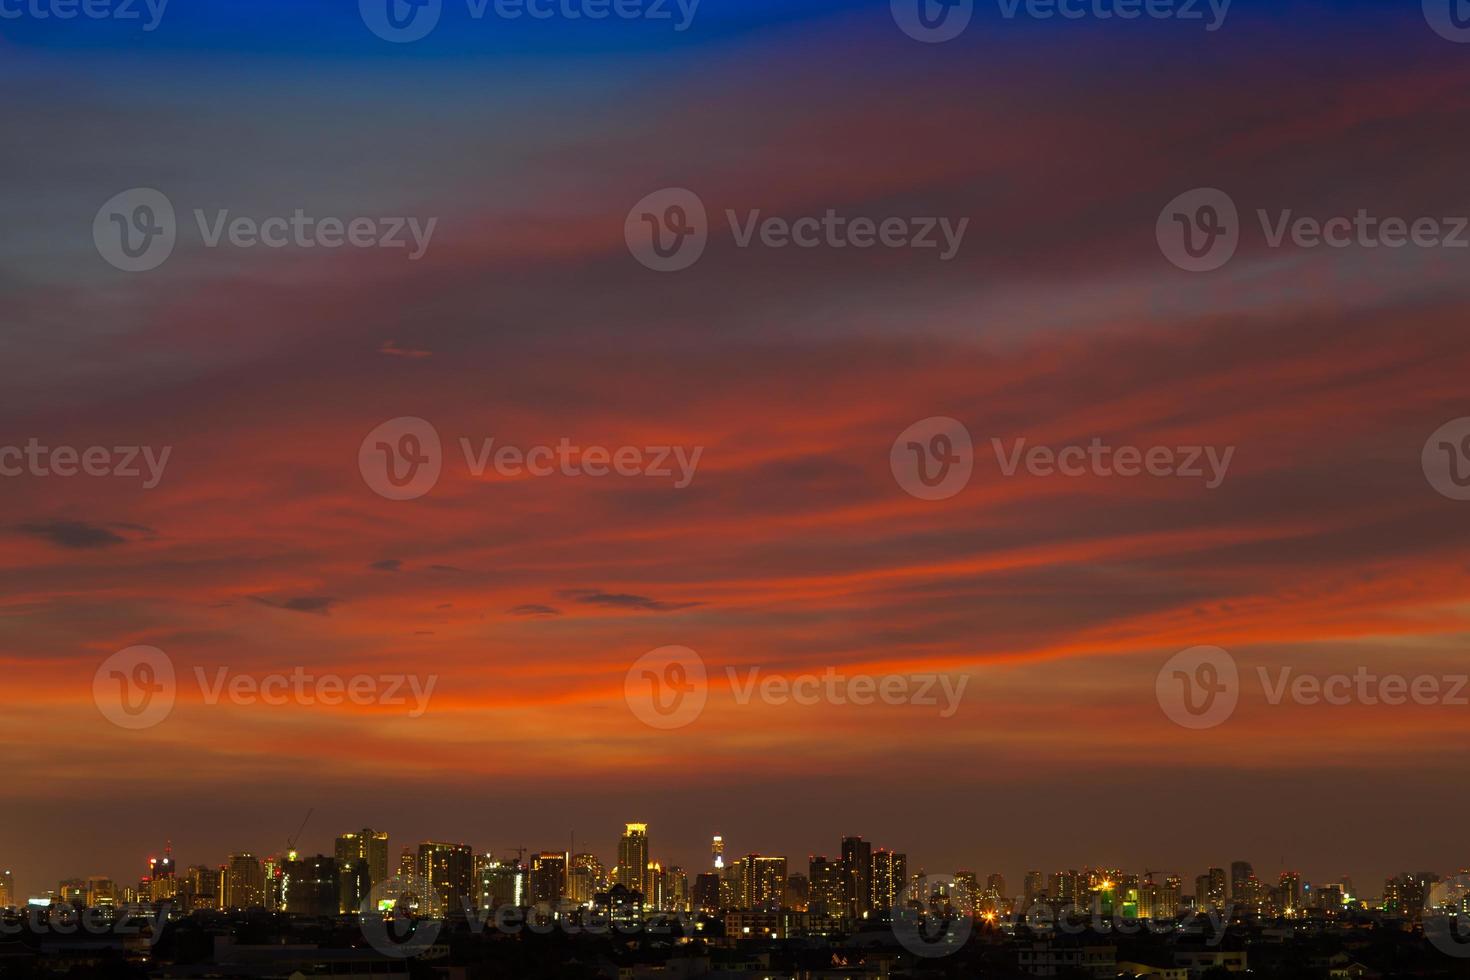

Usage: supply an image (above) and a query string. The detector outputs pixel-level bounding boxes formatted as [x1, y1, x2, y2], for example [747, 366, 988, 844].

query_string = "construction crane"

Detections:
[286, 808, 314, 858]
[1143, 870, 1176, 883]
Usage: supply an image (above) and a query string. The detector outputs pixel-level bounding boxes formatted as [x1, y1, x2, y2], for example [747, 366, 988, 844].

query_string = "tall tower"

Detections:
[840, 837, 872, 920]
[711, 835, 725, 870]
[616, 823, 650, 897]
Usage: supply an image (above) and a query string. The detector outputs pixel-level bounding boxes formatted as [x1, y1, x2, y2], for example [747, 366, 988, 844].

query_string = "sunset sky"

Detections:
[4, 0, 1470, 899]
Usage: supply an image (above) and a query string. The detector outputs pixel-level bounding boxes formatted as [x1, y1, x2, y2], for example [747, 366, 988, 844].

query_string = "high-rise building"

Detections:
[712, 836, 725, 870]
[1023, 871, 1045, 910]
[1198, 868, 1226, 910]
[569, 854, 605, 906]
[953, 871, 979, 916]
[396, 848, 419, 907]
[840, 837, 872, 920]
[665, 866, 690, 913]
[148, 845, 178, 902]
[1384, 873, 1436, 921]
[226, 854, 265, 910]
[86, 876, 118, 910]
[1162, 875, 1182, 918]
[808, 856, 845, 916]
[740, 856, 787, 911]
[183, 867, 218, 911]
[476, 855, 524, 911]
[720, 862, 742, 911]
[0, 870, 12, 909]
[615, 824, 650, 898]
[693, 872, 722, 913]
[530, 852, 568, 906]
[282, 855, 340, 917]
[1051, 870, 1081, 905]
[1279, 872, 1302, 914]
[1230, 861, 1258, 906]
[870, 850, 907, 913]
[335, 829, 389, 911]
[418, 842, 474, 916]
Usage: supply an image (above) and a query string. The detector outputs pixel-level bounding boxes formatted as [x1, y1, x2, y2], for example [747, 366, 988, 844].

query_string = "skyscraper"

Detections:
[0, 870, 11, 909]
[1230, 861, 1258, 906]
[226, 854, 265, 910]
[615, 823, 650, 897]
[282, 855, 340, 916]
[1279, 871, 1302, 914]
[418, 842, 474, 916]
[840, 837, 872, 920]
[870, 850, 907, 914]
[712, 835, 725, 870]
[335, 828, 390, 911]
[693, 872, 722, 913]
[530, 852, 568, 905]
[568, 853, 605, 906]
[740, 855, 787, 911]
[476, 854, 524, 910]
[808, 856, 844, 916]
[1023, 871, 1045, 910]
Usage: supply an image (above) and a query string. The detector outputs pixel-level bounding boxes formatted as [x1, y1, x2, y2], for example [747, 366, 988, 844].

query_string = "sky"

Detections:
[3, 0, 1470, 902]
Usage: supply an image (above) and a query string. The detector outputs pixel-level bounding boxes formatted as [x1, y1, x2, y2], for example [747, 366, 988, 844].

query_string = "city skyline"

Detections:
[7, 819, 1461, 911]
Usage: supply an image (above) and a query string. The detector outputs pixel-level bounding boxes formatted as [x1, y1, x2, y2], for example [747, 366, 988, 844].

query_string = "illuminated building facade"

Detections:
[417, 842, 474, 916]
[615, 824, 650, 898]
[840, 837, 871, 920]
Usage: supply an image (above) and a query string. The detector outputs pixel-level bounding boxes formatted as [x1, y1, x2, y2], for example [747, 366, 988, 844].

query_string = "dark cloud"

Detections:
[16, 521, 130, 549]
[370, 559, 403, 572]
[509, 604, 561, 617]
[558, 589, 700, 613]
[249, 595, 339, 616]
